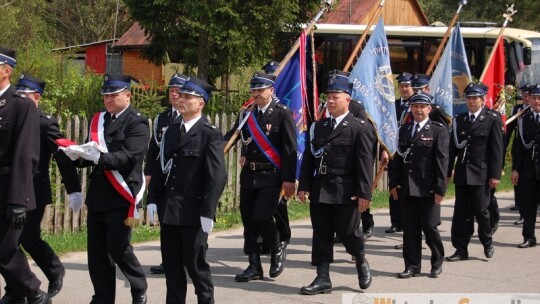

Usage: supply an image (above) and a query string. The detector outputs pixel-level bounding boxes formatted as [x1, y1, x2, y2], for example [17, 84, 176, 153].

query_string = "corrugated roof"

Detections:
[52, 39, 116, 52]
[113, 22, 150, 48]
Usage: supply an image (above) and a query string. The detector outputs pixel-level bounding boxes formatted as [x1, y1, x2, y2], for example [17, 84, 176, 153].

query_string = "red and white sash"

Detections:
[90, 112, 145, 220]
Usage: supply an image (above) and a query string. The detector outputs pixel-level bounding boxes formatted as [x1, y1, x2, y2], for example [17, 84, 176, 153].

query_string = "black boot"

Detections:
[355, 255, 372, 290]
[269, 246, 286, 278]
[235, 253, 263, 282]
[0, 294, 27, 304]
[27, 290, 50, 304]
[300, 262, 332, 295]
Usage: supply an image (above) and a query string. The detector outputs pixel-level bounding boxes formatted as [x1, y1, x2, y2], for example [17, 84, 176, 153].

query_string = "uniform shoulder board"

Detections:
[276, 103, 287, 110]
[432, 121, 443, 127]
[41, 112, 53, 120]
[353, 117, 365, 124]
[204, 122, 217, 129]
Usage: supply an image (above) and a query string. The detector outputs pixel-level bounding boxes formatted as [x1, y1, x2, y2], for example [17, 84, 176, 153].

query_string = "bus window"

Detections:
[520, 38, 540, 86]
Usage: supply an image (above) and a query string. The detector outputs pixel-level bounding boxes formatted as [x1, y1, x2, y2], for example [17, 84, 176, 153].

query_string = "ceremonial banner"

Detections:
[429, 23, 472, 116]
[275, 31, 308, 177]
[481, 36, 506, 123]
[349, 18, 398, 155]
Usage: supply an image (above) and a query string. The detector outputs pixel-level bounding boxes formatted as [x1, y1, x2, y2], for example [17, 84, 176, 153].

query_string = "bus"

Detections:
[313, 24, 540, 93]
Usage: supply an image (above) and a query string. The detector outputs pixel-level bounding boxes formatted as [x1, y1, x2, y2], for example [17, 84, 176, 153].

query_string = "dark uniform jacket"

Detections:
[511, 109, 540, 180]
[148, 119, 227, 225]
[79, 106, 149, 212]
[235, 99, 297, 188]
[448, 107, 504, 186]
[144, 108, 180, 176]
[299, 112, 376, 204]
[389, 120, 449, 198]
[0, 86, 39, 214]
[35, 110, 81, 205]
[505, 103, 527, 149]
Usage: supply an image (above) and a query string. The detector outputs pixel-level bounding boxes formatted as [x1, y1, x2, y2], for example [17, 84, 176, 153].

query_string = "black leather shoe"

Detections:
[362, 228, 373, 241]
[385, 225, 402, 233]
[149, 263, 164, 274]
[269, 248, 286, 278]
[235, 253, 263, 282]
[394, 243, 404, 250]
[445, 252, 468, 262]
[429, 267, 442, 278]
[510, 205, 519, 211]
[356, 259, 372, 289]
[47, 269, 65, 298]
[514, 218, 524, 225]
[300, 263, 332, 295]
[397, 269, 419, 279]
[27, 290, 50, 304]
[484, 246, 494, 258]
[132, 292, 147, 304]
[518, 240, 536, 248]
[0, 294, 27, 304]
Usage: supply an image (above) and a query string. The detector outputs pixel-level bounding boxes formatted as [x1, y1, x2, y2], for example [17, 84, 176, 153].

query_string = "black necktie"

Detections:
[178, 123, 186, 143]
[412, 123, 420, 138]
[470, 114, 475, 123]
[111, 114, 116, 123]
[331, 118, 337, 129]
[257, 109, 263, 121]
[173, 111, 180, 124]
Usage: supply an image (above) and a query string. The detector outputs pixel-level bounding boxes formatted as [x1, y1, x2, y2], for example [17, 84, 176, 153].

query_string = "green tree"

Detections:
[122, 0, 321, 85]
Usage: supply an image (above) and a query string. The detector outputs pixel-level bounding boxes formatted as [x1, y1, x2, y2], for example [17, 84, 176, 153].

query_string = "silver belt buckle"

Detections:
[250, 162, 256, 170]
[319, 165, 327, 175]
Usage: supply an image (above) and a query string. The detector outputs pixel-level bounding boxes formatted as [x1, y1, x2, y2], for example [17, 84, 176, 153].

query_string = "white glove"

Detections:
[69, 192, 84, 212]
[61, 147, 81, 161]
[80, 147, 101, 164]
[147, 203, 157, 225]
[200, 216, 214, 233]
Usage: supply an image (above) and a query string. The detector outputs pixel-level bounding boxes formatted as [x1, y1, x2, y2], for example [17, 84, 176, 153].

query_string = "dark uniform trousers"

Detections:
[0, 86, 41, 297]
[79, 107, 149, 303]
[148, 118, 226, 304]
[299, 113, 376, 265]
[235, 100, 297, 254]
[449, 107, 503, 256]
[16, 111, 81, 287]
[512, 109, 540, 244]
[389, 120, 448, 271]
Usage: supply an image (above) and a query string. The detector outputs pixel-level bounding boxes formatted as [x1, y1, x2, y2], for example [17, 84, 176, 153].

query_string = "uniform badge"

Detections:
[343, 120, 349, 126]
[479, 116, 484, 122]
[0, 99, 5, 107]
[266, 124, 271, 135]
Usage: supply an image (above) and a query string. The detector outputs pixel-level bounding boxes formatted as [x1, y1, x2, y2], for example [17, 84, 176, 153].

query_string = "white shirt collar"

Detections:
[331, 111, 349, 128]
[258, 101, 271, 114]
[468, 109, 482, 119]
[413, 117, 429, 133]
[182, 115, 202, 133]
[0, 84, 10, 98]
[112, 104, 130, 119]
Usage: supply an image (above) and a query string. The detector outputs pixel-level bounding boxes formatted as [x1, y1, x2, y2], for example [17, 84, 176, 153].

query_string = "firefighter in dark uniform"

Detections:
[506, 84, 531, 224]
[232, 72, 296, 282]
[389, 91, 449, 279]
[148, 76, 227, 303]
[69, 74, 149, 304]
[385, 72, 414, 236]
[0, 74, 82, 302]
[298, 75, 375, 294]
[0, 46, 50, 304]
[145, 73, 187, 275]
[446, 82, 503, 262]
[511, 83, 540, 249]
[323, 70, 375, 241]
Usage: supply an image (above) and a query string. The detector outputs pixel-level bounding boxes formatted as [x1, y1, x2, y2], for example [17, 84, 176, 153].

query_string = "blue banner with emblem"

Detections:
[429, 23, 472, 117]
[275, 31, 308, 178]
[349, 17, 398, 155]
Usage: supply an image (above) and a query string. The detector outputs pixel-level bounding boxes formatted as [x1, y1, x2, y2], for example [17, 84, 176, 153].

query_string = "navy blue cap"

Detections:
[395, 72, 413, 84]
[101, 74, 132, 95]
[16, 73, 45, 94]
[180, 75, 212, 102]
[326, 76, 353, 95]
[409, 91, 434, 105]
[168, 73, 188, 88]
[529, 84, 540, 96]
[519, 84, 532, 93]
[262, 60, 280, 75]
[464, 82, 488, 97]
[411, 73, 431, 89]
[0, 46, 16, 67]
[250, 72, 276, 90]
[328, 69, 350, 81]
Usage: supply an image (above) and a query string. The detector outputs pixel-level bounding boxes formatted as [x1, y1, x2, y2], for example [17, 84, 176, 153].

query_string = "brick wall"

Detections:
[122, 50, 164, 85]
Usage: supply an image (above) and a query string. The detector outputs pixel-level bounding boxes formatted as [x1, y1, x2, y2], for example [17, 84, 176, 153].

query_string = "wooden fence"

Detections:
[42, 113, 387, 233]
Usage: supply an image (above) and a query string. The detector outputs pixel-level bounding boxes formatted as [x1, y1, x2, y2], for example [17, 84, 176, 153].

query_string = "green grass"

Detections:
[41, 167, 515, 256]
